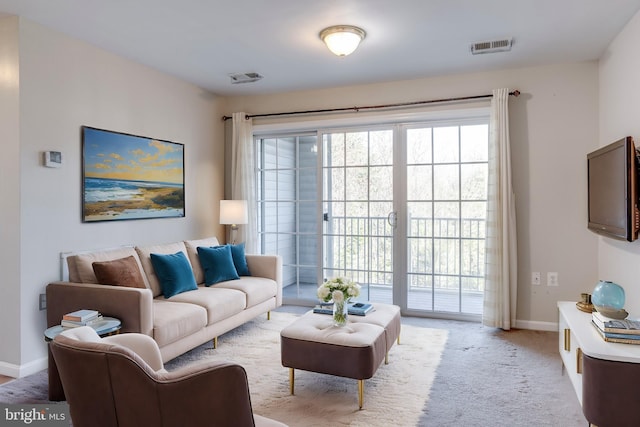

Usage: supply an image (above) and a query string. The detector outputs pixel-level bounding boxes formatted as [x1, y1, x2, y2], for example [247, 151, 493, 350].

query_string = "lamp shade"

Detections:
[219, 200, 248, 225]
[320, 25, 366, 57]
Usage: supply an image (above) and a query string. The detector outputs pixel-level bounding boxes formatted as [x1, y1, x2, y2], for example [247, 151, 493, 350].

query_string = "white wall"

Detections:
[225, 61, 601, 327]
[0, 16, 21, 374]
[0, 17, 225, 377]
[598, 10, 640, 315]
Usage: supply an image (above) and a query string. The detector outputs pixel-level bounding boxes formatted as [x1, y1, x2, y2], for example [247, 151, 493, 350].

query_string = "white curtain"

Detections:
[230, 112, 257, 253]
[483, 88, 518, 330]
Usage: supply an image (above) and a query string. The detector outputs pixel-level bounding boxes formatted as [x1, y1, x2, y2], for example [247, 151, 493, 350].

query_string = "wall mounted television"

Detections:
[587, 136, 640, 242]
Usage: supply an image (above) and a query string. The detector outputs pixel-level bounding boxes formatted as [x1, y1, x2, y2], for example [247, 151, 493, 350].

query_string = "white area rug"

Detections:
[165, 312, 448, 427]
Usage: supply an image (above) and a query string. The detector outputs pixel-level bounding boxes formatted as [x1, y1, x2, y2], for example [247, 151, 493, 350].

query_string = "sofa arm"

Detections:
[246, 254, 283, 306]
[46, 282, 153, 336]
[245, 254, 282, 284]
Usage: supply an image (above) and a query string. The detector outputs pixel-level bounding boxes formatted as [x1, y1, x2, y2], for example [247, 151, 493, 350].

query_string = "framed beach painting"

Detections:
[81, 126, 185, 222]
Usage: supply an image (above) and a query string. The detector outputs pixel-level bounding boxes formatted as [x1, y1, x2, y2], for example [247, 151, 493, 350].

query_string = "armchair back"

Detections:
[50, 334, 258, 427]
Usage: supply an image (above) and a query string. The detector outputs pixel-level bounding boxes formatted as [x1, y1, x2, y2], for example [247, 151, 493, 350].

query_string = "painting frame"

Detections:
[81, 126, 185, 222]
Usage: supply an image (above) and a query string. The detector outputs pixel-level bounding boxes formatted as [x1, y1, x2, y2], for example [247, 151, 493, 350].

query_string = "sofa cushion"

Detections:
[150, 252, 198, 298]
[214, 277, 278, 308]
[168, 286, 246, 325]
[197, 245, 240, 285]
[152, 299, 207, 347]
[229, 243, 251, 276]
[136, 242, 190, 297]
[92, 256, 147, 289]
[184, 237, 220, 284]
[67, 247, 150, 289]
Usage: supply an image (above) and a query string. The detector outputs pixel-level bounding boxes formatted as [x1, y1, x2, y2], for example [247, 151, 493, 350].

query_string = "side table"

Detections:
[45, 317, 121, 401]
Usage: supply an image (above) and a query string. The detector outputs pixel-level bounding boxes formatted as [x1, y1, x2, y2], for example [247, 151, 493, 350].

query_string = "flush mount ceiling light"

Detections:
[319, 25, 366, 57]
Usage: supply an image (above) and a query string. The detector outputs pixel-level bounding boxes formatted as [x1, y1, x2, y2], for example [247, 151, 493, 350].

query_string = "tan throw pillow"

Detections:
[92, 256, 147, 289]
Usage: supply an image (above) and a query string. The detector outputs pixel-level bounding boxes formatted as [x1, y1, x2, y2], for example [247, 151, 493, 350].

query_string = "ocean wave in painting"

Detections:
[84, 177, 184, 221]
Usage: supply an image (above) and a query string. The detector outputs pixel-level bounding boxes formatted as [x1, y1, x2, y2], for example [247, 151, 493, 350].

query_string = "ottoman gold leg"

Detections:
[385, 351, 389, 365]
[213, 337, 218, 349]
[289, 368, 295, 395]
[358, 380, 364, 410]
[267, 311, 271, 320]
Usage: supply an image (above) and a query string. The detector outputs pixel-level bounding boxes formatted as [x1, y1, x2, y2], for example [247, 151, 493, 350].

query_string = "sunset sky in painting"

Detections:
[83, 127, 184, 184]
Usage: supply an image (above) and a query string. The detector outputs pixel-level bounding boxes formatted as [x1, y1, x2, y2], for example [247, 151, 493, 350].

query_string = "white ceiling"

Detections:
[1, 0, 640, 96]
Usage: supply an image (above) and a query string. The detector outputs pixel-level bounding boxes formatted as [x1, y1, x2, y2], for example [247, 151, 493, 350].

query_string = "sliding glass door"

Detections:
[256, 115, 489, 319]
[255, 134, 320, 300]
[404, 124, 488, 315]
[321, 129, 395, 303]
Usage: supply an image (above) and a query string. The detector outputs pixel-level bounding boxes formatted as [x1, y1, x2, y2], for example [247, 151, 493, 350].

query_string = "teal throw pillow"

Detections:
[150, 251, 198, 298]
[229, 243, 251, 276]
[197, 245, 240, 286]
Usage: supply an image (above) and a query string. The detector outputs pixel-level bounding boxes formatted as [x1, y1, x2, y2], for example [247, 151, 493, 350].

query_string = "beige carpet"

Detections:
[165, 312, 448, 427]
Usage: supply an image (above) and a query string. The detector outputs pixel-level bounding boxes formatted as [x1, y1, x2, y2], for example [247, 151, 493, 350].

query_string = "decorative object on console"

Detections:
[220, 200, 248, 244]
[592, 311, 640, 334]
[317, 277, 361, 327]
[81, 126, 185, 222]
[591, 280, 628, 319]
[575, 292, 594, 313]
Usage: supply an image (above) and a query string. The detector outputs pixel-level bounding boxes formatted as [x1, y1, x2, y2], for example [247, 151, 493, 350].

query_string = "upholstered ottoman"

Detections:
[280, 303, 400, 409]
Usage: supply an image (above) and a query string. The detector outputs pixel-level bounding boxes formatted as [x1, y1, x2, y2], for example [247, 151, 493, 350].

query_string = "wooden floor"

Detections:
[283, 283, 484, 315]
[0, 375, 13, 385]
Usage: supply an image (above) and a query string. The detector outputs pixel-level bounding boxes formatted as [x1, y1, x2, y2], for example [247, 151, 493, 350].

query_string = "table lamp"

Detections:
[220, 200, 248, 244]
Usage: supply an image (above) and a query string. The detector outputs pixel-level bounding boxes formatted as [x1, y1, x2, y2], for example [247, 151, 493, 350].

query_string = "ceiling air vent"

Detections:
[470, 38, 513, 55]
[229, 72, 263, 84]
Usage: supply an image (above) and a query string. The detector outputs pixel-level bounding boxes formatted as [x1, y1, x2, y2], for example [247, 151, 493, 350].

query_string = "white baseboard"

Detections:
[515, 319, 557, 331]
[0, 356, 47, 379]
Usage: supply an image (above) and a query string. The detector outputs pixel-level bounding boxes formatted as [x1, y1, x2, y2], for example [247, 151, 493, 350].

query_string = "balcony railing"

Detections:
[323, 215, 486, 292]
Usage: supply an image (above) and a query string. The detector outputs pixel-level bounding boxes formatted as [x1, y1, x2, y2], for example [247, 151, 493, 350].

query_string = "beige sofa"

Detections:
[46, 237, 283, 363]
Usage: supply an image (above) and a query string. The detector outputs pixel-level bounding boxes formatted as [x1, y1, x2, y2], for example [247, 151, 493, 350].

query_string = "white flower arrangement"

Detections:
[317, 277, 361, 303]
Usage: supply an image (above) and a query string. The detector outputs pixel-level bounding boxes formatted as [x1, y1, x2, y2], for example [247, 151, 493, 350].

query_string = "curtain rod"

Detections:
[222, 90, 520, 121]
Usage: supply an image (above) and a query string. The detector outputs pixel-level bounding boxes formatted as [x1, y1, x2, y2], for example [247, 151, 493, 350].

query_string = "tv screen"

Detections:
[587, 136, 639, 242]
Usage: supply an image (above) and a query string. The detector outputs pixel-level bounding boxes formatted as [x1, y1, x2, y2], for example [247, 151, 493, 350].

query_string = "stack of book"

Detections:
[61, 309, 103, 328]
[591, 311, 640, 344]
[313, 302, 374, 316]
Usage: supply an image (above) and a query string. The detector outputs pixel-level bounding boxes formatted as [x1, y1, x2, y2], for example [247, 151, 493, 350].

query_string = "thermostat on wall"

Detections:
[44, 151, 62, 168]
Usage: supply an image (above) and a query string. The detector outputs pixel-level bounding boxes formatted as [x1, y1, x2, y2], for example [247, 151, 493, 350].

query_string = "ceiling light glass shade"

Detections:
[320, 25, 366, 57]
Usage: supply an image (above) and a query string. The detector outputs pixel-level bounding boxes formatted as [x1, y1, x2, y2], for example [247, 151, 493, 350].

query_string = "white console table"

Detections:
[558, 301, 640, 426]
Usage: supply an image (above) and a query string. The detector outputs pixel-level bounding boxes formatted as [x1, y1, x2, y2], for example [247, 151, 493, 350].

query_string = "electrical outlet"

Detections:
[531, 272, 541, 285]
[39, 293, 46, 311]
[547, 272, 559, 287]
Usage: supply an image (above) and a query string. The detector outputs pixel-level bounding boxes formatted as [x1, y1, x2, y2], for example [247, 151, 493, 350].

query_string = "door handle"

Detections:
[387, 211, 397, 228]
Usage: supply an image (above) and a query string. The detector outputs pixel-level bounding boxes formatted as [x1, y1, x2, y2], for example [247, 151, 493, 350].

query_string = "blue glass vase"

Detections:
[592, 280, 625, 311]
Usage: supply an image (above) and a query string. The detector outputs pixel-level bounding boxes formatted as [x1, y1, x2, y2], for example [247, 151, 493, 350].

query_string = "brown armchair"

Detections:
[49, 326, 286, 427]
